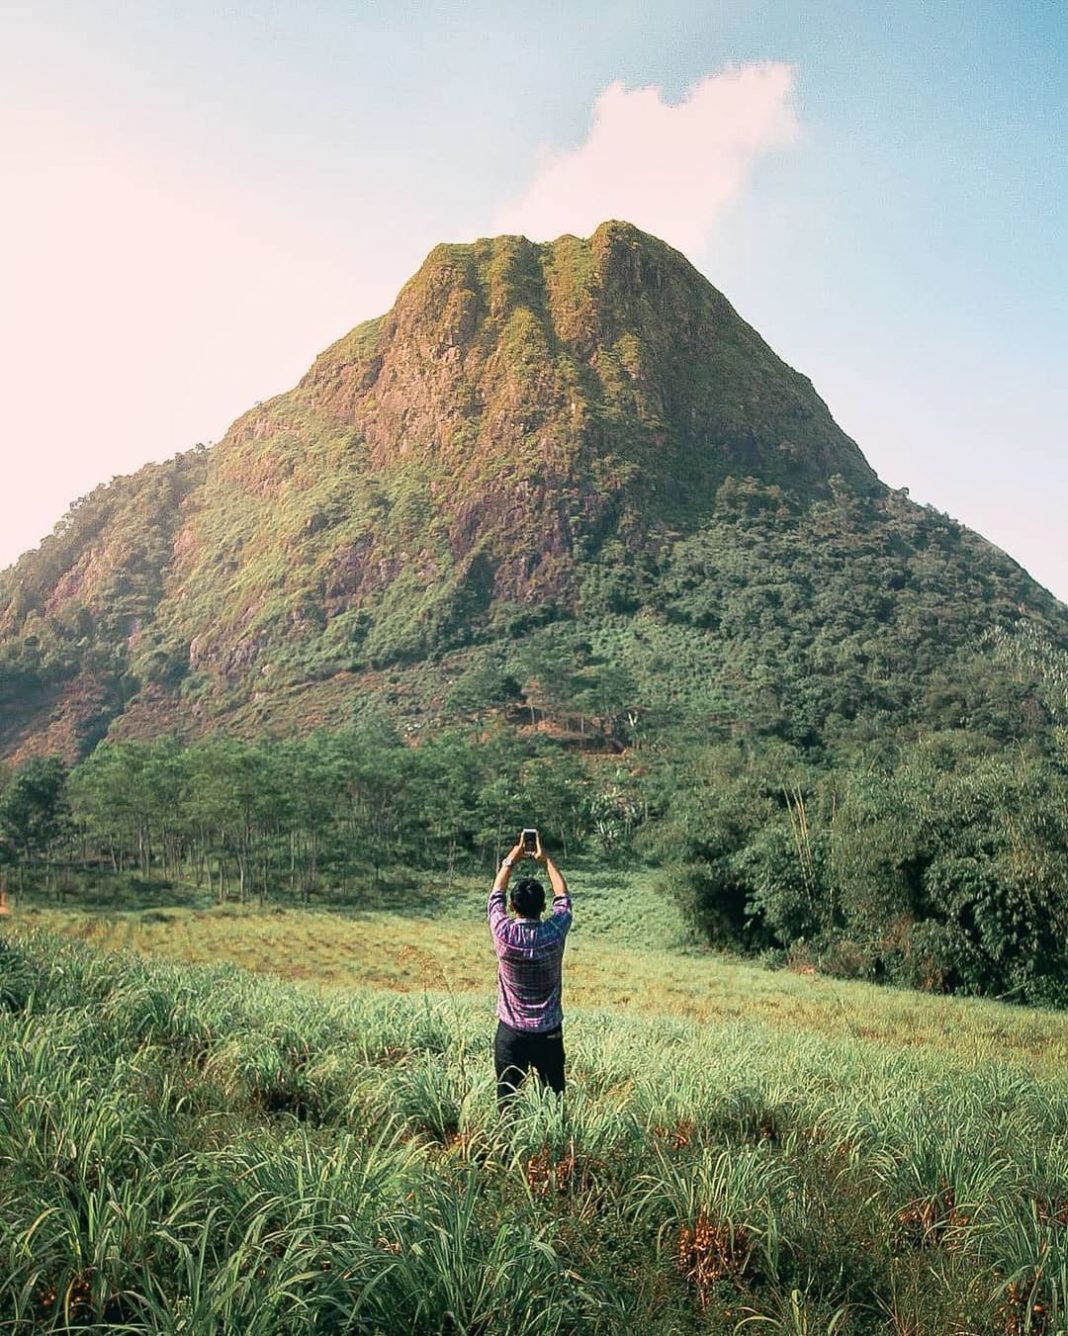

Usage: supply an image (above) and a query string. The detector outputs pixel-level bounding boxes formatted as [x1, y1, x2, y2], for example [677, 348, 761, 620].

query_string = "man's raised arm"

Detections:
[489, 837, 526, 931]
[534, 833, 571, 918]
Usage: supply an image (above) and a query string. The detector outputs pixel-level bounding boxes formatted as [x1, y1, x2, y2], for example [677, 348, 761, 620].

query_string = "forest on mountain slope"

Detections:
[5, 612, 1068, 1006]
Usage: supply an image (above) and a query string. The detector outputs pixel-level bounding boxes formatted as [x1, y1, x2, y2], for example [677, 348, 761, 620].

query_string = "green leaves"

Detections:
[0, 755, 70, 875]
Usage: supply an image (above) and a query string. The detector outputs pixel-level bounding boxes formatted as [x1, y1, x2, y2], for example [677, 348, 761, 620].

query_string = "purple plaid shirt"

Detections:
[488, 884, 572, 1033]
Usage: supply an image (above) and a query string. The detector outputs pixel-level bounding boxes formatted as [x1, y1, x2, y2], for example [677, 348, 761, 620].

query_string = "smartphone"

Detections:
[522, 828, 539, 854]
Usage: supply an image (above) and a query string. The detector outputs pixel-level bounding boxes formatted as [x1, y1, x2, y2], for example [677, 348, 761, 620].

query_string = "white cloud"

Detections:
[494, 64, 799, 254]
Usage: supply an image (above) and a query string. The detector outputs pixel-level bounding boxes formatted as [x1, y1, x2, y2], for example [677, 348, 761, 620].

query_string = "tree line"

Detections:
[0, 713, 609, 904]
[4, 686, 1068, 1007]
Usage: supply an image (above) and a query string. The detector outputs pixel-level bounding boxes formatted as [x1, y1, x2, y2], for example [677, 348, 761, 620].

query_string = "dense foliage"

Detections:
[653, 734, 1068, 1006]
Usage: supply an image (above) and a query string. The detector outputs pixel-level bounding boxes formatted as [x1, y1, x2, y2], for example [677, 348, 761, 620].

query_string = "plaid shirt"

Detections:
[488, 884, 572, 1033]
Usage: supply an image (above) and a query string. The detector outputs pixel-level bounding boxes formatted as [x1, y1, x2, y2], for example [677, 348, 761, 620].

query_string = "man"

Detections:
[488, 830, 573, 1110]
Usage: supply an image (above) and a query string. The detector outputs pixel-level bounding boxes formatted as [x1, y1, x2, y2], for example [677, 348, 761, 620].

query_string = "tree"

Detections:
[517, 748, 592, 858]
[445, 652, 521, 727]
[408, 729, 482, 883]
[70, 739, 185, 879]
[0, 756, 71, 890]
[181, 739, 273, 903]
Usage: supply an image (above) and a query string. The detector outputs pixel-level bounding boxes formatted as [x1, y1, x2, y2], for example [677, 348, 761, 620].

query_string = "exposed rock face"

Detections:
[303, 221, 875, 529]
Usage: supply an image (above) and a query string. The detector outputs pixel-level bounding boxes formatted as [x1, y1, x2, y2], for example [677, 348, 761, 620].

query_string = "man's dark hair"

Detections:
[510, 877, 546, 918]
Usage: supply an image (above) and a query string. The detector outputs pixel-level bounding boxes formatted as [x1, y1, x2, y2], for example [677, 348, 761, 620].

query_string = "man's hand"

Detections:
[533, 831, 546, 863]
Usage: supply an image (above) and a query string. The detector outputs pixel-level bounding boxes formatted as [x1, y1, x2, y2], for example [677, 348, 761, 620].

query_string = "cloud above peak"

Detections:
[494, 64, 799, 255]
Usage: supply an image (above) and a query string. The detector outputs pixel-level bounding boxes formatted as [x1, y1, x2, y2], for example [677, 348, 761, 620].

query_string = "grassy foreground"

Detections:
[4, 874, 1068, 1332]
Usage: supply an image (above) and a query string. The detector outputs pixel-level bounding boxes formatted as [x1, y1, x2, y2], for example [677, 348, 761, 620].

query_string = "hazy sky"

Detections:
[2, 1, 1065, 598]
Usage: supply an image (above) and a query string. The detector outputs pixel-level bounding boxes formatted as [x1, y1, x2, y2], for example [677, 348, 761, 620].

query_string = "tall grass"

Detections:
[4, 927, 1068, 1331]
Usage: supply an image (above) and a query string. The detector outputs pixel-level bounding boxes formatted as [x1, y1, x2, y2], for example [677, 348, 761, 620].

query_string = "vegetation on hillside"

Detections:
[0, 449, 208, 755]
[4, 619, 1068, 1008]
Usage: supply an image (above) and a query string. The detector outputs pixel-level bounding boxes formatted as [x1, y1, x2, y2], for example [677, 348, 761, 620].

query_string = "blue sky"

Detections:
[2, 0, 1065, 597]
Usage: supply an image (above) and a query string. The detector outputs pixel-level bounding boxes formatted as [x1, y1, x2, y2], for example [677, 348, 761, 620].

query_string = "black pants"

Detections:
[494, 1020, 565, 1110]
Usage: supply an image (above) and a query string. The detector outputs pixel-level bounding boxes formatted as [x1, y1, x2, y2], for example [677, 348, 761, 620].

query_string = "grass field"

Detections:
[5, 866, 1068, 1332]
[20, 865, 1068, 1065]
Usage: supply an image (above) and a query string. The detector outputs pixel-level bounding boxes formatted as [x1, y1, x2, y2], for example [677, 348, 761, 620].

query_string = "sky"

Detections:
[1, 0, 1065, 598]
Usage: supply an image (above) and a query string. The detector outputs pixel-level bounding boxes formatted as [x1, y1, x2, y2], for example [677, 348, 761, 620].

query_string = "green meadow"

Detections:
[4, 869, 1068, 1333]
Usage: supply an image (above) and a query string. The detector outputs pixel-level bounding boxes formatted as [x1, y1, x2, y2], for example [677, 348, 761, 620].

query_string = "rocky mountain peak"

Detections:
[9, 222, 1052, 766]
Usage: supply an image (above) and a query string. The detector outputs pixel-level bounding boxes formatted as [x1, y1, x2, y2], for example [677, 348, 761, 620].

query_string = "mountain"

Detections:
[1, 221, 1064, 761]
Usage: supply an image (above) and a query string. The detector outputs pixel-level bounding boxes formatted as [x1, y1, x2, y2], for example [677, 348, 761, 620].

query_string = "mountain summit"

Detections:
[289, 220, 878, 606]
[304, 219, 875, 497]
[0, 223, 1062, 758]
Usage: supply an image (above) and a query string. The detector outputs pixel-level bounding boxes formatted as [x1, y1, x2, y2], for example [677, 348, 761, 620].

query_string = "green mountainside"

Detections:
[1, 220, 1064, 761]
